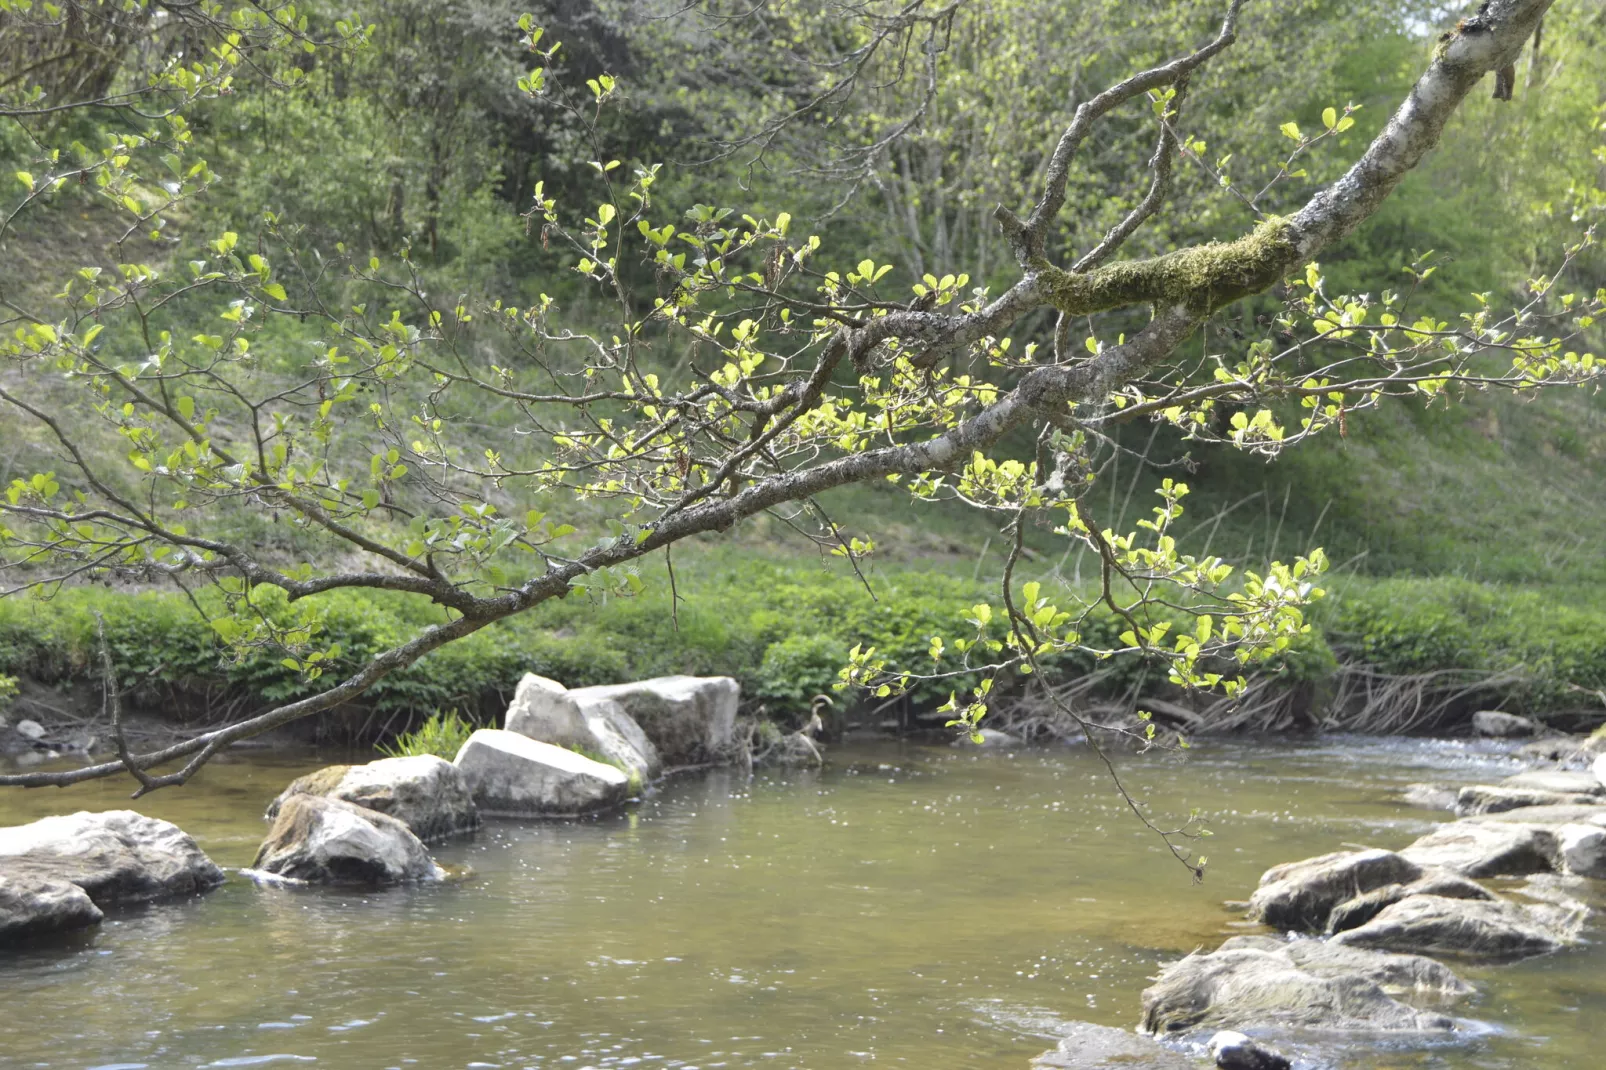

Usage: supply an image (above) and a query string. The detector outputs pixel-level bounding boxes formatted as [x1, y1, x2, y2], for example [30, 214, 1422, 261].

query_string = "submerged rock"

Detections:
[265, 756, 480, 843]
[1247, 849, 1421, 931]
[1139, 941, 1458, 1035]
[0, 873, 104, 944]
[1208, 1031, 1290, 1070]
[1031, 1022, 1201, 1069]
[1472, 710, 1542, 738]
[504, 674, 661, 783]
[954, 728, 1023, 748]
[1399, 821, 1558, 877]
[1331, 893, 1586, 960]
[0, 810, 224, 907]
[1400, 783, 1458, 811]
[454, 728, 631, 816]
[568, 675, 738, 766]
[251, 794, 438, 885]
[1454, 784, 1604, 817]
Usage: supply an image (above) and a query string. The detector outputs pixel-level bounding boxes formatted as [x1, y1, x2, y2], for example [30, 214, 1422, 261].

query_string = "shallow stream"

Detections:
[1, 736, 1601, 1070]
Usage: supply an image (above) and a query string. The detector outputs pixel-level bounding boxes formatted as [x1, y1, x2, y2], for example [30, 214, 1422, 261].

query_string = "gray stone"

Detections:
[1031, 1022, 1200, 1069]
[1399, 821, 1558, 877]
[13, 719, 44, 740]
[1472, 710, 1541, 738]
[453, 728, 630, 816]
[265, 756, 480, 843]
[1215, 935, 1474, 1002]
[504, 676, 661, 783]
[0, 873, 104, 944]
[0, 810, 225, 905]
[1502, 770, 1605, 796]
[1454, 784, 1603, 817]
[1331, 893, 1586, 960]
[568, 675, 738, 766]
[1208, 1032, 1290, 1070]
[1139, 943, 1457, 1035]
[1247, 849, 1421, 931]
[1400, 783, 1458, 811]
[1323, 869, 1494, 935]
[1556, 823, 1606, 878]
[251, 794, 438, 885]
[1595, 753, 1606, 791]
[1477, 803, 1606, 827]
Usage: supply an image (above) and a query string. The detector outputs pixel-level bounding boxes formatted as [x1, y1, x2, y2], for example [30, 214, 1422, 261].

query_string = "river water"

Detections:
[0, 737, 1601, 1070]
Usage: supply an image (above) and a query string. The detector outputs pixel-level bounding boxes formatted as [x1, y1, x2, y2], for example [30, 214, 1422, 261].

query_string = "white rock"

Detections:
[1556, 823, 1606, 879]
[568, 675, 738, 766]
[251, 794, 439, 885]
[504, 675, 660, 781]
[0, 810, 225, 905]
[454, 728, 630, 815]
[265, 755, 480, 843]
[953, 728, 1022, 748]
[13, 719, 45, 741]
[1594, 753, 1606, 792]
[1471, 710, 1540, 738]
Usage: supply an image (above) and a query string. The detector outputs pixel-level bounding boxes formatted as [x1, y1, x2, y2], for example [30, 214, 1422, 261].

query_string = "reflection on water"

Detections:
[0, 737, 1599, 1069]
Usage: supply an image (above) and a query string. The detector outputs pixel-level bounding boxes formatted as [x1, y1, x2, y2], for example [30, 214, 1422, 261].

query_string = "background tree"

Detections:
[0, 1, 1597, 873]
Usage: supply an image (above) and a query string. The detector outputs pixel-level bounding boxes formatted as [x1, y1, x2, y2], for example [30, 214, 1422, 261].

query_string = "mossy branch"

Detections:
[1040, 217, 1298, 318]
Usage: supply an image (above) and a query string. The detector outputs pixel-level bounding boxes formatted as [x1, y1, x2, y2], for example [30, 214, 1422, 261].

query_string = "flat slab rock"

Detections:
[1501, 770, 1606, 796]
[1475, 804, 1606, 827]
[1140, 938, 1462, 1035]
[1331, 893, 1587, 961]
[266, 755, 480, 843]
[1400, 821, 1558, 878]
[251, 794, 439, 885]
[568, 675, 738, 766]
[454, 728, 631, 816]
[1032, 1023, 1201, 1069]
[1455, 784, 1603, 817]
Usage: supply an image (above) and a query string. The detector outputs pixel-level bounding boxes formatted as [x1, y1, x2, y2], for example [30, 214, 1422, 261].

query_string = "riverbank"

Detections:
[6, 566, 1606, 753]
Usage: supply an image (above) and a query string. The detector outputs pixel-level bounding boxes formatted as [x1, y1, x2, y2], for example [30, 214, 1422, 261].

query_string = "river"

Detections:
[1, 736, 1601, 1070]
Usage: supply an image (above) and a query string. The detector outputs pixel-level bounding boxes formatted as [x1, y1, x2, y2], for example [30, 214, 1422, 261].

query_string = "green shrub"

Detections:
[377, 709, 476, 760]
[752, 633, 847, 715]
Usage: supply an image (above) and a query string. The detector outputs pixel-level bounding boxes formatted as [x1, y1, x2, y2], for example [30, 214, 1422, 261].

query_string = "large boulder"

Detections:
[1331, 893, 1587, 960]
[504, 674, 661, 782]
[0, 873, 104, 944]
[1139, 941, 1459, 1035]
[1208, 1032, 1290, 1070]
[0, 810, 224, 906]
[568, 675, 738, 766]
[1399, 821, 1558, 877]
[1031, 1023, 1200, 1069]
[1471, 710, 1541, 738]
[453, 728, 631, 816]
[265, 756, 479, 843]
[1247, 849, 1421, 931]
[251, 794, 439, 885]
[1454, 784, 1603, 817]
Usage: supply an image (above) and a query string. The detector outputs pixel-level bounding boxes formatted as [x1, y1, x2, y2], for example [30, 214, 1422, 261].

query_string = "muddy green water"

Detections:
[1, 737, 1601, 1070]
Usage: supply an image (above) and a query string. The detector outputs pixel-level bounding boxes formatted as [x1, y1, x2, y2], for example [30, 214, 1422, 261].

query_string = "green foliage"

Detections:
[752, 633, 847, 712]
[0, 672, 16, 713]
[377, 708, 476, 760]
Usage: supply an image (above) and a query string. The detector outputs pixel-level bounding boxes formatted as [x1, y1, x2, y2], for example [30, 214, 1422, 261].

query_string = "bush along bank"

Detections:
[3, 567, 1605, 746]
